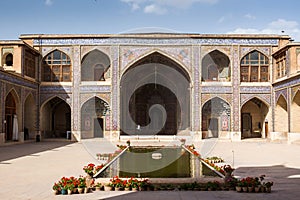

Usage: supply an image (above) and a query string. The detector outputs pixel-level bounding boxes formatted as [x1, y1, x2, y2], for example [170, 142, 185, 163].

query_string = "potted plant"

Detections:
[139, 178, 149, 191]
[104, 183, 113, 191]
[83, 163, 95, 177]
[263, 181, 273, 193]
[77, 176, 86, 194]
[59, 177, 69, 195]
[66, 182, 74, 195]
[124, 180, 131, 191]
[130, 178, 140, 191]
[235, 180, 243, 192]
[110, 176, 125, 191]
[95, 182, 102, 191]
[52, 182, 61, 195]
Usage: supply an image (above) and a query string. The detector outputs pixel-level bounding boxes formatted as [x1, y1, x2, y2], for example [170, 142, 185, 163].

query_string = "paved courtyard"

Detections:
[0, 139, 300, 200]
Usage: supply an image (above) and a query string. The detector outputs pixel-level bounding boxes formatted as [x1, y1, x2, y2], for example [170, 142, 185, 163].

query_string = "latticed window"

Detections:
[275, 52, 286, 79]
[42, 50, 71, 82]
[24, 50, 36, 78]
[240, 51, 269, 82]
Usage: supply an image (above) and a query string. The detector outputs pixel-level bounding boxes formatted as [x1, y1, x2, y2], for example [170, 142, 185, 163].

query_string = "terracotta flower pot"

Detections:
[235, 186, 242, 192]
[266, 187, 272, 193]
[242, 187, 248, 192]
[248, 186, 254, 193]
[255, 186, 260, 193]
[78, 188, 84, 194]
[104, 186, 113, 191]
[53, 190, 59, 195]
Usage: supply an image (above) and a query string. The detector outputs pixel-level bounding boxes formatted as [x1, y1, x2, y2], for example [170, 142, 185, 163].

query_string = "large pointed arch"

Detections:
[80, 96, 110, 139]
[120, 52, 191, 136]
[40, 96, 71, 138]
[4, 89, 21, 141]
[241, 97, 269, 139]
[24, 93, 36, 140]
[201, 50, 230, 82]
[202, 97, 231, 139]
[81, 49, 111, 81]
[291, 90, 300, 132]
[275, 95, 288, 133]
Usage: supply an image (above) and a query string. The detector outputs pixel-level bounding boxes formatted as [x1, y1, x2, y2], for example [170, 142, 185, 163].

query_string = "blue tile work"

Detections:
[34, 38, 278, 46]
[0, 71, 38, 89]
[240, 86, 271, 93]
[80, 85, 111, 93]
[201, 86, 232, 93]
[40, 86, 72, 93]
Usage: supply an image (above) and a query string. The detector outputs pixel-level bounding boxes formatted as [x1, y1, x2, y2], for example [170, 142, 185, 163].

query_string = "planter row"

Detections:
[236, 186, 272, 193]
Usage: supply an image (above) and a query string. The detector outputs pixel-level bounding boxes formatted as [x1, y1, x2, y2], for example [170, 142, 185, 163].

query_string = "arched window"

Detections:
[240, 51, 269, 82]
[5, 53, 13, 66]
[81, 50, 110, 81]
[42, 50, 71, 82]
[202, 50, 230, 82]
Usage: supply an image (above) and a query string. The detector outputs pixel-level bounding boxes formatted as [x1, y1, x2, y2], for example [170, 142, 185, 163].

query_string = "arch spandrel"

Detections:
[121, 47, 192, 79]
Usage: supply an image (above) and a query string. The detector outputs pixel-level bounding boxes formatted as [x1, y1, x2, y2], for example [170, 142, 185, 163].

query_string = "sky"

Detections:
[1, 0, 300, 40]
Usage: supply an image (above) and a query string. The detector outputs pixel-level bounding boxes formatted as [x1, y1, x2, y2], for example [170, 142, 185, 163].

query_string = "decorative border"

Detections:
[0, 71, 38, 89]
[201, 86, 232, 93]
[240, 86, 271, 93]
[34, 38, 278, 46]
[80, 85, 111, 93]
[40, 85, 72, 93]
[273, 75, 300, 89]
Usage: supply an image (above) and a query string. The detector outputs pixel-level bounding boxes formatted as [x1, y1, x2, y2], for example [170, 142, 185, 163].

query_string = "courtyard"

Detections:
[0, 139, 300, 200]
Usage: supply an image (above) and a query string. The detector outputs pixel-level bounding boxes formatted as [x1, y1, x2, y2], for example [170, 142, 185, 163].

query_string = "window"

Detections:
[5, 53, 13, 66]
[42, 50, 71, 82]
[201, 50, 230, 82]
[240, 51, 269, 82]
[275, 52, 286, 79]
[81, 49, 110, 81]
[24, 50, 36, 78]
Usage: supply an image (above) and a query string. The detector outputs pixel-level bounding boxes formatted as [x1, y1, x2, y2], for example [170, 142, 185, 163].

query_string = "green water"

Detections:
[119, 147, 191, 178]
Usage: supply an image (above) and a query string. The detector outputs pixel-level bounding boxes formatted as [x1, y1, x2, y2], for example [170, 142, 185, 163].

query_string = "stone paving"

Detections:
[0, 139, 300, 199]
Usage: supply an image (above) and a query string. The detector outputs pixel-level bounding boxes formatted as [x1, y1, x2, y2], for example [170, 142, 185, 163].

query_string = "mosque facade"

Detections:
[0, 33, 299, 143]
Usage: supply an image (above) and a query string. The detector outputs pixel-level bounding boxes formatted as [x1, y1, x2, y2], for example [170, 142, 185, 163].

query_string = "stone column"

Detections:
[231, 46, 241, 141]
[111, 45, 120, 140]
[72, 46, 81, 141]
[0, 81, 4, 143]
[192, 45, 201, 140]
